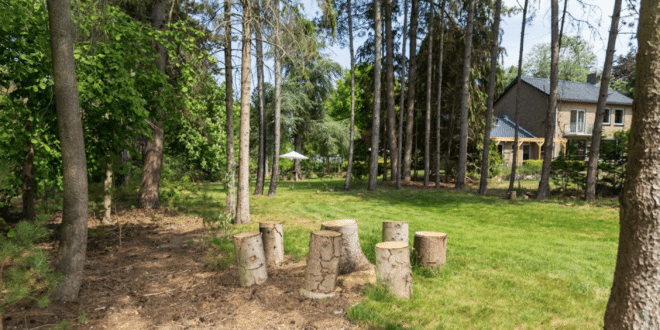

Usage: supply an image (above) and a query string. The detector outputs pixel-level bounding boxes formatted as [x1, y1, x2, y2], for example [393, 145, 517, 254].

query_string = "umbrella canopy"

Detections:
[279, 151, 308, 160]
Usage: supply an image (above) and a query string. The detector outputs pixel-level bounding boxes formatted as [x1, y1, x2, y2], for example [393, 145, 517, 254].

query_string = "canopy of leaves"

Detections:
[523, 35, 597, 82]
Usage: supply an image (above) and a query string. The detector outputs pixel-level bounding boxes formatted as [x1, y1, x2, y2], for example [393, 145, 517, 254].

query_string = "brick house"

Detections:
[491, 76, 633, 166]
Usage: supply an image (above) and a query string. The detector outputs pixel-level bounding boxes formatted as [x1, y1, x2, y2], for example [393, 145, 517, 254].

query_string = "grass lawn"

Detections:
[182, 177, 619, 329]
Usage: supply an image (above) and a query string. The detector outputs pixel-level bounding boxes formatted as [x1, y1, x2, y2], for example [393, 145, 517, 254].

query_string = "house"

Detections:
[491, 76, 633, 166]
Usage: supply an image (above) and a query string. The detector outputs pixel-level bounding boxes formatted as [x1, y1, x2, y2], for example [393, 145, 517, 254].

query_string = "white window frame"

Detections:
[603, 108, 611, 125]
[614, 109, 625, 126]
[570, 109, 586, 133]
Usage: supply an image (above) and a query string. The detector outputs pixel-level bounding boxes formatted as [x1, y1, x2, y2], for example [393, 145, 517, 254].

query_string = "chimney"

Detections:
[587, 72, 600, 85]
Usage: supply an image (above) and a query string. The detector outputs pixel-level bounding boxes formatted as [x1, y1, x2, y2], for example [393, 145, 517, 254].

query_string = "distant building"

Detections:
[491, 77, 633, 166]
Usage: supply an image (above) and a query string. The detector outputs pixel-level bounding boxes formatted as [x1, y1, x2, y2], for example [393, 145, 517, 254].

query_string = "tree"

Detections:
[254, 0, 266, 196]
[342, 0, 356, 191]
[384, 0, 397, 184]
[268, 0, 282, 197]
[478, 0, 502, 195]
[604, 0, 660, 326]
[47, 0, 88, 301]
[403, 0, 419, 182]
[225, 0, 236, 216]
[424, 2, 434, 188]
[454, 0, 475, 190]
[585, 0, 622, 202]
[396, 0, 409, 189]
[537, 0, 560, 200]
[236, 0, 252, 224]
[524, 36, 597, 82]
[367, 0, 381, 191]
[434, 0, 445, 188]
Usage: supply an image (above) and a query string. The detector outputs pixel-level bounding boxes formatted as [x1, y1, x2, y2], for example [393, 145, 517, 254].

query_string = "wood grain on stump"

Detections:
[259, 221, 284, 267]
[413, 231, 447, 268]
[233, 232, 268, 287]
[382, 221, 408, 244]
[321, 219, 373, 274]
[300, 230, 342, 299]
[375, 241, 412, 299]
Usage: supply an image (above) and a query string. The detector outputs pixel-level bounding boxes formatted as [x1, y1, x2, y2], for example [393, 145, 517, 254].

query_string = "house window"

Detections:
[603, 108, 611, 125]
[497, 144, 503, 155]
[615, 109, 625, 125]
[570, 109, 586, 133]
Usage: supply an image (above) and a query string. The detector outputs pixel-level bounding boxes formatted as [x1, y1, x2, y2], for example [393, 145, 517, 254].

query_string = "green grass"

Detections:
[177, 178, 618, 329]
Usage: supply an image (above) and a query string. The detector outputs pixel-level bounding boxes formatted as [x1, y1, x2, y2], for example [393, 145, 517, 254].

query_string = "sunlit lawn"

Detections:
[181, 177, 619, 329]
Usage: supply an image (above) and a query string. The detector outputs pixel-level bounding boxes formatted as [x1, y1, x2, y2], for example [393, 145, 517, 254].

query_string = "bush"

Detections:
[551, 155, 587, 192]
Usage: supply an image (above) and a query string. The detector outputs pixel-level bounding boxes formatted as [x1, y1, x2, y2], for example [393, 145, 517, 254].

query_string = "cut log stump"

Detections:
[233, 232, 268, 287]
[382, 221, 408, 244]
[413, 231, 448, 268]
[300, 230, 342, 299]
[321, 219, 373, 274]
[375, 241, 412, 299]
[259, 222, 284, 267]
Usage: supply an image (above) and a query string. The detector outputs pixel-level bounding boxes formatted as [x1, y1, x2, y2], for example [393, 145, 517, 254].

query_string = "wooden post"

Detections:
[300, 230, 342, 299]
[233, 232, 268, 287]
[413, 231, 447, 268]
[321, 219, 373, 274]
[259, 221, 284, 267]
[375, 241, 412, 299]
[382, 221, 408, 243]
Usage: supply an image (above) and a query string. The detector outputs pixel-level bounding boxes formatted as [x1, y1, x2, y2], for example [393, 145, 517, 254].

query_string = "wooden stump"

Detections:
[375, 241, 412, 299]
[382, 221, 408, 244]
[321, 219, 373, 274]
[300, 230, 342, 299]
[413, 231, 448, 268]
[259, 222, 284, 267]
[507, 190, 517, 199]
[233, 232, 268, 287]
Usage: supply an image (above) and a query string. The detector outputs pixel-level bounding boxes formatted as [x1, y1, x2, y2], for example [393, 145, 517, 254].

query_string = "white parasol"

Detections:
[279, 151, 309, 160]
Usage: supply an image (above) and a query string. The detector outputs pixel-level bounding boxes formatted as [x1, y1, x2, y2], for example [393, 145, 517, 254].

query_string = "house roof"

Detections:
[497, 77, 633, 106]
[490, 115, 537, 138]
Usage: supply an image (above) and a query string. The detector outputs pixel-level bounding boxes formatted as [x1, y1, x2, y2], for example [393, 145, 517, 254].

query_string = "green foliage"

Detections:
[0, 217, 62, 315]
[524, 36, 597, 82]
[518, 160, 543, 176]
[551, 155, 587, 192]
[475, 141, 505, 178]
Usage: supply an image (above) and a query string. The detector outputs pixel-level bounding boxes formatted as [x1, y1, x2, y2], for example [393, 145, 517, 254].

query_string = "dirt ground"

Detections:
[3, 208, 374, 330]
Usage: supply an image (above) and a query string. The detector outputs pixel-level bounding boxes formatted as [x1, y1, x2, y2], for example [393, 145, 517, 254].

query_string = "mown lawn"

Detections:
[183, 178, 619, 329]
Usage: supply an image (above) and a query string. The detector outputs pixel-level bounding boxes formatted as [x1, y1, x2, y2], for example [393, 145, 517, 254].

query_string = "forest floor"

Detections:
[4, 208, 370, 330]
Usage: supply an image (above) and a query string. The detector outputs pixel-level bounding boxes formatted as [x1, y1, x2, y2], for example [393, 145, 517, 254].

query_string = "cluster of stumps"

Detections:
[232, 220, 448, 300]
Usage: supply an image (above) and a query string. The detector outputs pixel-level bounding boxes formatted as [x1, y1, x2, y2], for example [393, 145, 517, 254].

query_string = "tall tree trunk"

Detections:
[268, 1, 282, 197]
[235, 0, 252, 224]
[454, 0, 475, 190]
[435, 0, 445, 188]
[385, 0, 397, 183]
[102, 159, 112, 225]
[445, 99, 457, 183]
[22, 120, 35, 222]
[47, 0, 88, 301]
[424, 2, 434, 187]
[585, 0, 622, 202]
[368, 0, 382, 191]
[604, 1, 660, 326]
[507, 0, 529, 197]
[254, 1, 266, 196]
[139, 0, 167, 209]
[478, 0, 502, 195]
[537, 0, 560, 200]
[343, 0, 356, 191]
[225, 0, 236, 215]
[396, 0, 409, 189]
[403, 0, 419, 182]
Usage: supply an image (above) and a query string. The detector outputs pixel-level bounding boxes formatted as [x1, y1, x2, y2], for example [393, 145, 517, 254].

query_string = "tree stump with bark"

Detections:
[382, 221, 408, 243]
[321, 219, 373, 274]
[375, 241, 412, 299]
[413, 231, 447, 268]
[300, 230, 342, 299]
[259, 221, 284, 267]
[233, 232, 268, 287]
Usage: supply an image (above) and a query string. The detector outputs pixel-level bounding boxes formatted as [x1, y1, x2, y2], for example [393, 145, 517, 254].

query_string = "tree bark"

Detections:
[268, 3, 281, 197]
[478, 0, 502, 195]
[233, 232, 268, 287]
[300, 230, 342, 299]
[403, 0, 419, 182]
[454, 0, 475, 190]
[385, 0, 397, 184]
[321, 219, 373, 274]
[585, 0, 622, 202]
[368, 0, 382, 191]
[604, 1, 660, 327]
[435, 0, 446, 188]
[342, 0, 356, 191]
[225, 0, 236, 213]
[254, 2, 266, 196]
[424, 1, 434, 188]
[537, 0, 560, 200]
[396, 0, 409, 189]
[413, 231, 447, 268]
[382, 221, 408, 244]
[375, 241, 412, 299]
[47, 0, 89, 301]
[22, 120, 35, 222]
[102, 160, 112, 225]
[235, 0, 252, 224]
[259, 221, 283, 267]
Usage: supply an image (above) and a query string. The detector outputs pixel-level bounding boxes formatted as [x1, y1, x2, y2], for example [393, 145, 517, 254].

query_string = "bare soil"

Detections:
[3, 209, 372, 330]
